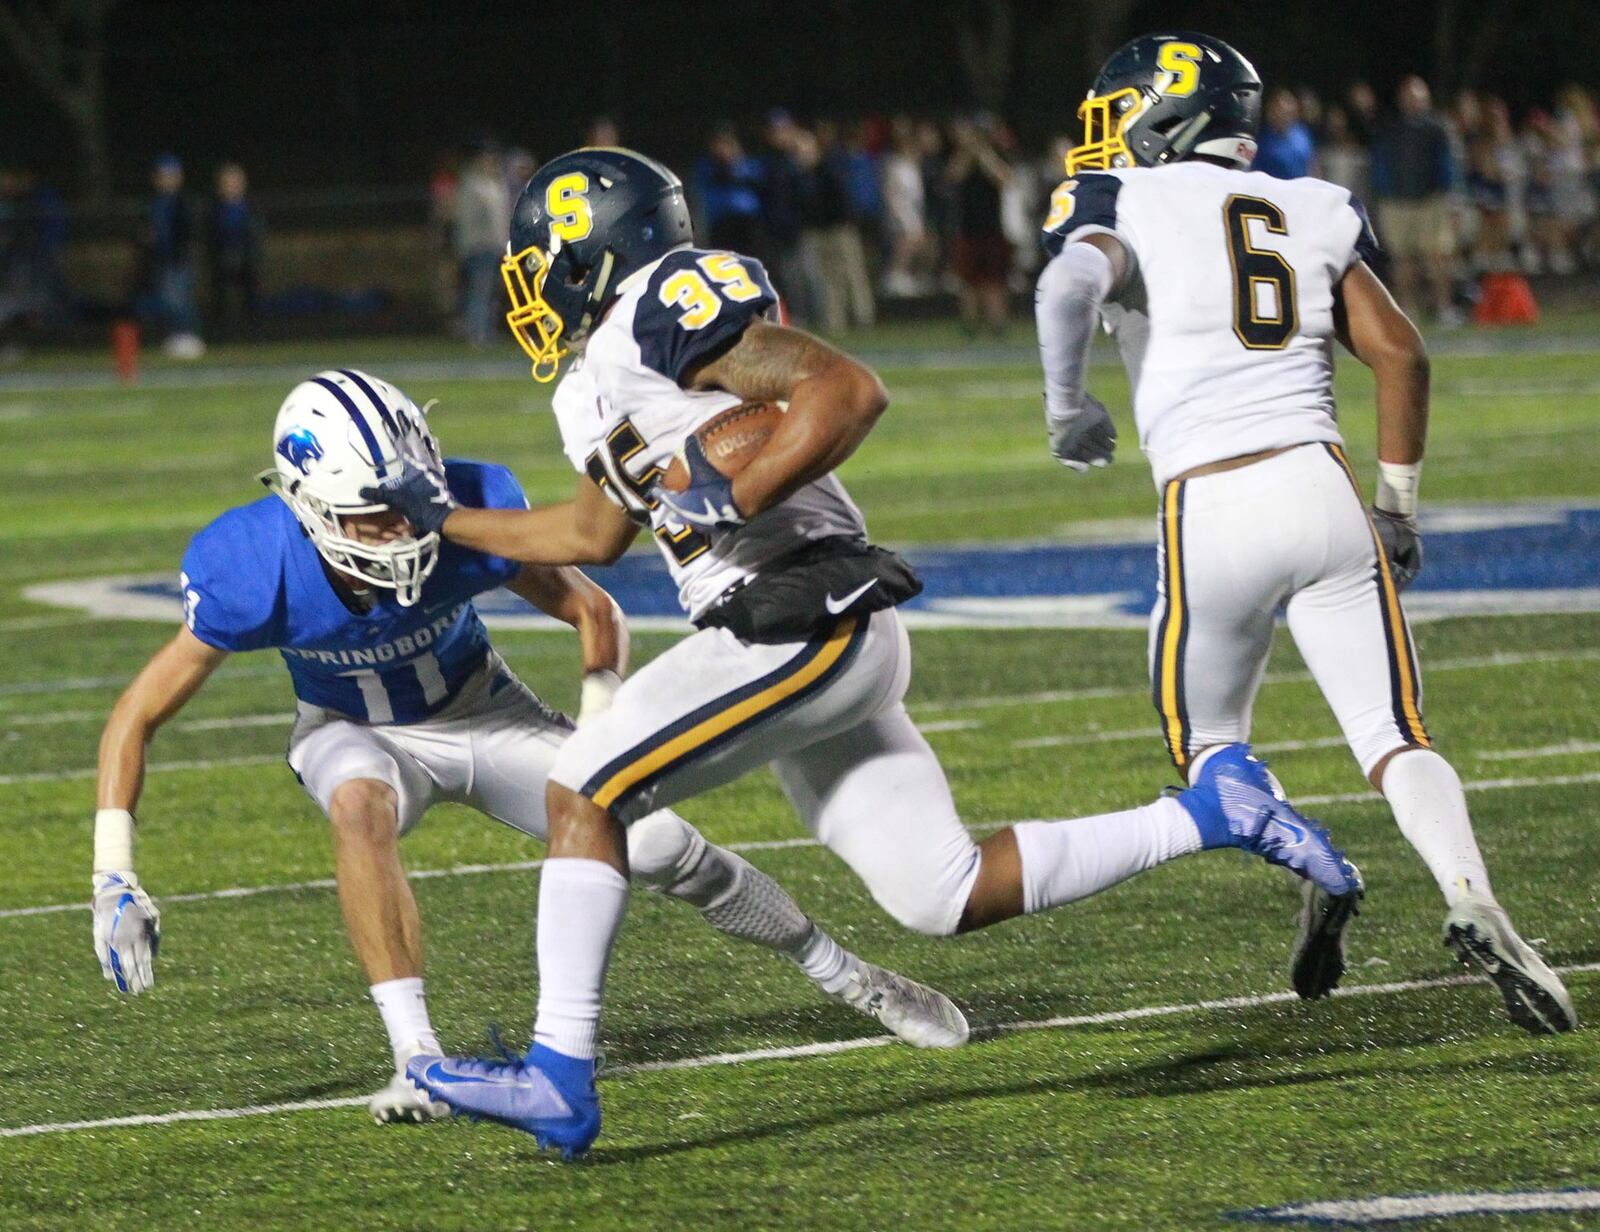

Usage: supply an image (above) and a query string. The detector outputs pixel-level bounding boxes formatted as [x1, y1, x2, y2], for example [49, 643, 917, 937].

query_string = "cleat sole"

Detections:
[1444, 921, 1576, 1035]
[1290, 883, 1362, 1000]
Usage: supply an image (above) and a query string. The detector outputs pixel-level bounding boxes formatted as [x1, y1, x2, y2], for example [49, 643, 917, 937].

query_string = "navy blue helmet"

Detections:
[1066, 32, 1262, 176]
[503, 147, 693, 381]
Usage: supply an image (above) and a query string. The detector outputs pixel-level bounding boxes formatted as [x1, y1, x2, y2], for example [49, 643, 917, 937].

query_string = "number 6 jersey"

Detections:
[551, 246, 866, 620]
[1041, 162, 1380, 485]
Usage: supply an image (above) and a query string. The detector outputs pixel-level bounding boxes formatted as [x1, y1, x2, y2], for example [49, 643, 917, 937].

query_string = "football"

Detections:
[661, 401, 784, 491]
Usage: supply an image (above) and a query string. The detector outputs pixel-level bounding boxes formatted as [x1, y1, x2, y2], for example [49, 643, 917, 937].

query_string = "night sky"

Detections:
[5, 0, 1598, 196]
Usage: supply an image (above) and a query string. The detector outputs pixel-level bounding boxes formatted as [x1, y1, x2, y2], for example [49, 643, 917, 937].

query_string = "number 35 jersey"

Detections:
[1041, 162, 1379, 485]
[551, 246, 866, 620]
[179, 460, 526, 723]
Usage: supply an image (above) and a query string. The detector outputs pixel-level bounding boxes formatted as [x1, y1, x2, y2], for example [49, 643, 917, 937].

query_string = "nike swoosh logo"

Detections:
[420, 1060, 551, 1096]
[825, 579, 878, 614]
[1272, 817, 1311, 846]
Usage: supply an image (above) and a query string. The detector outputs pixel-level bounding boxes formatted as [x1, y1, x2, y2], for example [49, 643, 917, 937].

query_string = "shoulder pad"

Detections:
[634, 249, 778, 384]
[1346, 193, 1381, 266]
[1041, 173, 1123, 257]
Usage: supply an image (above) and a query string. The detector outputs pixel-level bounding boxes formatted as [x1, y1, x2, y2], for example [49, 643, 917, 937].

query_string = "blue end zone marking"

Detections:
[41, 505, 1600, 630]
[309, 375, 388, 477]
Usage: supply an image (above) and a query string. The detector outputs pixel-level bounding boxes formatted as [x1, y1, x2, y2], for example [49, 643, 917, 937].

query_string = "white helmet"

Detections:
[262, 368, 444, 606]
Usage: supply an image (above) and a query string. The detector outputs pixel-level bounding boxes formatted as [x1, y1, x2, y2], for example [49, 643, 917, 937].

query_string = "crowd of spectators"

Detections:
[3, 78, 1598, 360]
[670, 80, 1600, 332]
[1, 153, 263, 359]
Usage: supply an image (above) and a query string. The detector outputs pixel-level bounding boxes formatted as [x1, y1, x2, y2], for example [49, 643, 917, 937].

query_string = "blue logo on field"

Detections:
[276, 429, 324, 475]
[24, 504, 1600, 631]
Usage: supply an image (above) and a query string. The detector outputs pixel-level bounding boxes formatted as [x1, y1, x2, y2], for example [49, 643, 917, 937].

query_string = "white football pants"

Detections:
[1148, 442, 1430, 778]
[286, 651, 708, 887]
[550, 609, 983, 936]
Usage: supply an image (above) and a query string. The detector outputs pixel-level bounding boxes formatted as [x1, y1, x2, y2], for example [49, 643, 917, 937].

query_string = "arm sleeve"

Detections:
[1040, 173, 1126, 258]
[1035, 241, 1117, 421]
[179, 528, 278, 652]
[635, 250, 779, 384]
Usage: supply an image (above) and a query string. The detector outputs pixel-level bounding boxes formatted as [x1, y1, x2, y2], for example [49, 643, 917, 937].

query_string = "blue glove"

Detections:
[359, 462, 456, 535]
[654, 436, 746, 529]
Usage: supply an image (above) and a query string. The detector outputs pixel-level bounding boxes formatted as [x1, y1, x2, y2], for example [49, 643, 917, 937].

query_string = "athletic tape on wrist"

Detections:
[577, 670, 622, 726]
[94, 808, 135, 874]
[1376, 460, 1421, 516]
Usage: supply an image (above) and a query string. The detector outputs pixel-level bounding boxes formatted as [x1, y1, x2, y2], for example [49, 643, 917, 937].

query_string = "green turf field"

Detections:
[2, 321, 1597, 1230]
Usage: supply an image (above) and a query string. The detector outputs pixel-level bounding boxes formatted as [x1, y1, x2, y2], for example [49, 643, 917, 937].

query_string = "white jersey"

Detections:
[1042, 162, 1380, 485]
[551, 247, 866, 619]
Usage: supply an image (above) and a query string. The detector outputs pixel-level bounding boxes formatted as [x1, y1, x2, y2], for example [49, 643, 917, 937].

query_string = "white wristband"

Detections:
[577, 670, 622, 727]
[1375, 460, 1421, 516]
[94, 808, 136, 873]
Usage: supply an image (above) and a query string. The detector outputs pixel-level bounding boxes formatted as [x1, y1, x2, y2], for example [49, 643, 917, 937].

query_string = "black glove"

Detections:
[1371, 507, 1422, 591]
[359, 462, 456, 535]
[1045, 394, 1117, 472]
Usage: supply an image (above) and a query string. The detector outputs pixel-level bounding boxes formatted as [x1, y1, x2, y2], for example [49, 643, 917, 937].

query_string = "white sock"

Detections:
[1013, 797, 1203, 915]
[369, 976, 440, 1070]
[1381, 748, 1493, 908]
[532, 858, 630, 1061]
[792, 926, 857, 995]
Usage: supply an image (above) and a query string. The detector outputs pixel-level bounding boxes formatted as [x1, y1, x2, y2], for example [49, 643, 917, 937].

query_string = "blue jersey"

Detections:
[180, 460, 526, 723]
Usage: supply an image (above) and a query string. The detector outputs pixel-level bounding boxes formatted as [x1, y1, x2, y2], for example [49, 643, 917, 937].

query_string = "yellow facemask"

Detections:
[1065, 87, 1147, 175]
[501, 244, 566, 383]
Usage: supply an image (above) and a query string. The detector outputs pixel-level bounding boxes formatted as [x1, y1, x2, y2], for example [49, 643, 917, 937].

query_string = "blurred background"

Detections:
[2, 0, 1598, 361]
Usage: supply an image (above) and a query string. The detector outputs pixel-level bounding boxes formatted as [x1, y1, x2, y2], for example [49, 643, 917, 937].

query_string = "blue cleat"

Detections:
[406, 1043, 600, 1158]
[1178, 743, 1364, 899]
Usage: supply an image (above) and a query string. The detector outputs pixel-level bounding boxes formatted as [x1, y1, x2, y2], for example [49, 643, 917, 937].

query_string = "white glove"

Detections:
[92, 871, 161, 994]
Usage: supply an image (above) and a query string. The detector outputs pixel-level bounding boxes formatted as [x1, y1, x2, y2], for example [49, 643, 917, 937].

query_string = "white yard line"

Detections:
[913, 647, 1600, 715]
[0, 754, 282, 787]
[0, 665, 281, 697]
[6, 771, 1598, 922]
[4, 961, 1596, 1141]
[1476, 739, 1600, 762]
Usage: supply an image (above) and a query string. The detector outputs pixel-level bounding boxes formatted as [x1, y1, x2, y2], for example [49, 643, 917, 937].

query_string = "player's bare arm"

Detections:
[92, 625, 228, 993]
[504, 564, 629, 722]
[98, 626, 228, 817]
[685, 318, 889, 518]
[1335, 259, 1430, 588]
[387, 473, 642, 567]
[1334, 259, 1430, 467]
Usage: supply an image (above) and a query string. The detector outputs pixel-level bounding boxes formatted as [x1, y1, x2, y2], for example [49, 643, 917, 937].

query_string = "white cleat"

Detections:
[1443, 891, 1577, 1035]
[368, 1069, 452, 1124]
[830, 961, 970, 1048]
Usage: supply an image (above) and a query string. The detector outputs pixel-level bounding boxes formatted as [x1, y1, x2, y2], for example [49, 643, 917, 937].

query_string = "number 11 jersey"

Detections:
[1041, 161, 1380, 485]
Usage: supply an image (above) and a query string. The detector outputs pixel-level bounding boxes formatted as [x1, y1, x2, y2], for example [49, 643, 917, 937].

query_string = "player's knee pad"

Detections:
[624, 811, 709, 891]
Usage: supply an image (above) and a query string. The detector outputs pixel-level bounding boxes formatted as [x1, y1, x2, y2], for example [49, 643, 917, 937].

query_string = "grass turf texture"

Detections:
[2, 321, 1598, 1229]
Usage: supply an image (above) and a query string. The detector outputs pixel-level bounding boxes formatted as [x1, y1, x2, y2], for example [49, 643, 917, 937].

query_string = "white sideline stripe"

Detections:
[4, 961, 1596, 1141]
[6, 770, 1600, 922]
[913, 647, 1600, 714]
